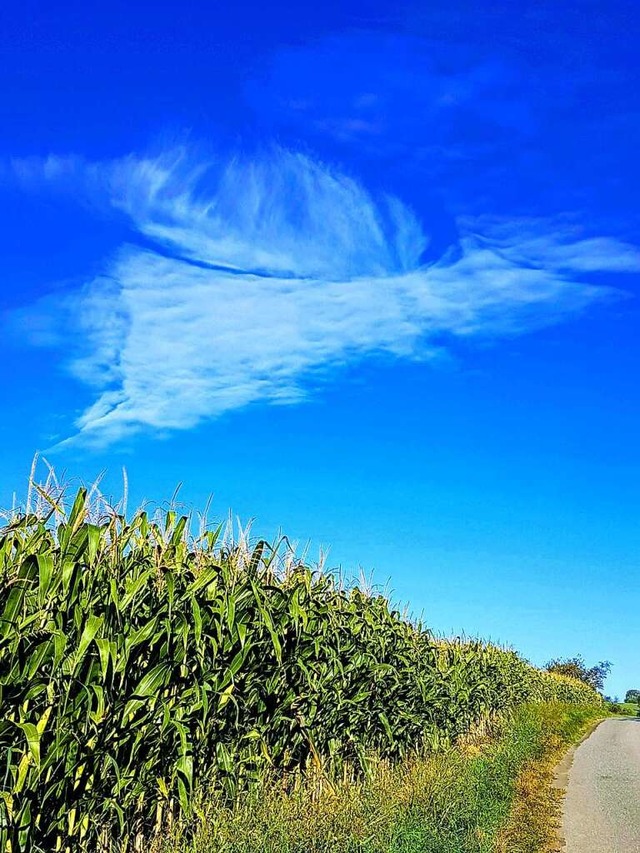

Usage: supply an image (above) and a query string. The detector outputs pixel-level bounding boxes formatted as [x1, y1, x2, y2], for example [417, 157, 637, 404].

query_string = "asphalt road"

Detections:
[562, 718, 640, 852]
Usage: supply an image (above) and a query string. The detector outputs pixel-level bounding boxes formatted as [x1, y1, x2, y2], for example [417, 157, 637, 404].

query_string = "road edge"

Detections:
[552, 716, 609, 851]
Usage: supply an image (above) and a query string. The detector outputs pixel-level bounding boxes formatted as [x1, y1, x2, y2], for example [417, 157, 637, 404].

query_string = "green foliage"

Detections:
[544, 655, 611, 692]
[162, 702, 604, 853]
[608, 702, 638, 716]
[625, 689, 640, 703]
[0, 489, 602, 852]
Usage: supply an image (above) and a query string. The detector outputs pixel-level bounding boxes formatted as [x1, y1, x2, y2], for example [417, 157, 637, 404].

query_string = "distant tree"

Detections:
[625, 689, 640, 703]
[545, 656, 612, 693]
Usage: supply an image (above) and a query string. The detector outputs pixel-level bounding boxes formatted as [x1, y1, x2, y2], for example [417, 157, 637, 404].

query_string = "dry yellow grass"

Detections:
[159, 704, 604, 853]
[494, 711, 605, 853]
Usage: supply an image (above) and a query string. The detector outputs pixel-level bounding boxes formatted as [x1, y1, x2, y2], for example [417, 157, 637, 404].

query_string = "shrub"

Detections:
[545, 655, 611, 692]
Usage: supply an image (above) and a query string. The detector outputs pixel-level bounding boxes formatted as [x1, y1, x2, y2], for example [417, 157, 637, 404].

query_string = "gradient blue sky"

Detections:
[1, 0, 639, 697]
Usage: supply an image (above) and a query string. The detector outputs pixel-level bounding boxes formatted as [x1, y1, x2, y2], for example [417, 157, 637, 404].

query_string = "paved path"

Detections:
[562, 718, 640, 852]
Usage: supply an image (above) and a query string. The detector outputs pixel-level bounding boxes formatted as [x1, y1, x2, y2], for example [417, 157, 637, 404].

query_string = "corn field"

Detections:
[0, 488, 601, 852]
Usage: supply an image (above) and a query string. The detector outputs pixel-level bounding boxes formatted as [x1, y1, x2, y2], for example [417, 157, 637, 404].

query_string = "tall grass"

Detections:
[160, 702, 604, 853]
[0, 487, 601, 852]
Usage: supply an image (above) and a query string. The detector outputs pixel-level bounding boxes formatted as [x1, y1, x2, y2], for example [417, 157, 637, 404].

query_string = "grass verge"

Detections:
[160, 702, 603, 853]
[494, 704, 604, 853]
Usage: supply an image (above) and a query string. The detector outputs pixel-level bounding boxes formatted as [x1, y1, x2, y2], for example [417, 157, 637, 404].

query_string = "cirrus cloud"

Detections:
[10, 146, 635, 446]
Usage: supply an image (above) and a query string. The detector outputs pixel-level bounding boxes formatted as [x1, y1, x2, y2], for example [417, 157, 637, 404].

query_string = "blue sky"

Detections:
[1, 0, 639, 697]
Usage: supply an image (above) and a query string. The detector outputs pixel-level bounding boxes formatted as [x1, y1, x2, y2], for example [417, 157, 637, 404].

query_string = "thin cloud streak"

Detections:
[13, 148, 630, 446]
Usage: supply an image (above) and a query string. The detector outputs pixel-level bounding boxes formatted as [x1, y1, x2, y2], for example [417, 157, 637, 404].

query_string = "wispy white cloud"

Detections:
[463, 215, 640, 273]
[12, 147, 631, 446]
